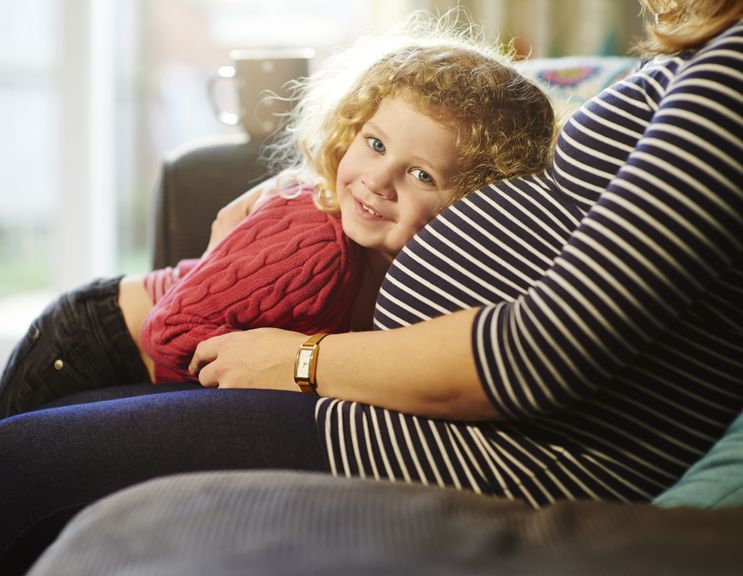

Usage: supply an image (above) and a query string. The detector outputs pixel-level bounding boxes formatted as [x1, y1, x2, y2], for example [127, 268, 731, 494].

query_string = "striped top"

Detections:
[316, 21, 743, 507]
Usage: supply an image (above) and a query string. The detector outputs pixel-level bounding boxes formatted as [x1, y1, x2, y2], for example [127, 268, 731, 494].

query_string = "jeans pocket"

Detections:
[1, 322, 95, 417]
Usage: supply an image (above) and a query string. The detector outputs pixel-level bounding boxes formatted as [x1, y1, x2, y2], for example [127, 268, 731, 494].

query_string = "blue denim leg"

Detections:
[0, 388, 326, 572]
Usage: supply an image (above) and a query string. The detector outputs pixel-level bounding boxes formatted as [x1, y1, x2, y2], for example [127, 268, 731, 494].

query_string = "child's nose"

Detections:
[363, 168, 396, 200]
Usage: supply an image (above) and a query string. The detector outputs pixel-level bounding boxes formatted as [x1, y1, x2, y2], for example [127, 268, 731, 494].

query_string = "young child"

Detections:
[0, 12, 555, 415]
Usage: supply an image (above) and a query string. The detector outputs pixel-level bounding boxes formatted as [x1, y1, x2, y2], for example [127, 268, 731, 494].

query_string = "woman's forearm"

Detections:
[315, 307, 501, 421]
[189, 307, 500, 421]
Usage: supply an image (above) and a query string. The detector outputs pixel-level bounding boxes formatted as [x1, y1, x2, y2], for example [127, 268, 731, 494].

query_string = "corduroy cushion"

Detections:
[29, 471, 743, 576]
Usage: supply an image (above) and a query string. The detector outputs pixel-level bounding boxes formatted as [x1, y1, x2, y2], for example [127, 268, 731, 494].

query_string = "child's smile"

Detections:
[336, 94, 458, 260]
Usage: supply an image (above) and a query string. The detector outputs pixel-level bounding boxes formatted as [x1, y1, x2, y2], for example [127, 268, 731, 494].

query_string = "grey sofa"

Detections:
[26, 470, 743, 576]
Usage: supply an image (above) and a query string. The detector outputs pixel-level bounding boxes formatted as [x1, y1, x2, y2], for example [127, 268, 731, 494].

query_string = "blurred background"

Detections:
[0, 0, 646, 366]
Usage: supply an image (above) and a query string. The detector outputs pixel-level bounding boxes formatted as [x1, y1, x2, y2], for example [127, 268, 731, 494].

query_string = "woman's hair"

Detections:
[265, 11, 554, 210]
[636, 0, 743, 55]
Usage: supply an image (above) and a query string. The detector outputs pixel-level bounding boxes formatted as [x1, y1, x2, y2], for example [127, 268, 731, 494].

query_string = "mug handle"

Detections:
[208, 65, 240, 126]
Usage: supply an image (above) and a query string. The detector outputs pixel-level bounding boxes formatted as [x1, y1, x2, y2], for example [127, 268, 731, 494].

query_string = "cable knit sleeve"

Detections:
[143, 259, 200, 304]
[141, 191, 364, 382]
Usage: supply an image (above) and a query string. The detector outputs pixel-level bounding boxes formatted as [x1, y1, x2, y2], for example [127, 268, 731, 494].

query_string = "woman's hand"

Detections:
[188, 308, 500, 421]
[189, 328, 306, 391]
[203, 177, 280, 256]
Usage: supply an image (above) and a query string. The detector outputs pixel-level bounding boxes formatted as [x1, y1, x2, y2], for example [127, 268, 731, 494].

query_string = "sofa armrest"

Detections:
[150, 134, 270, 269]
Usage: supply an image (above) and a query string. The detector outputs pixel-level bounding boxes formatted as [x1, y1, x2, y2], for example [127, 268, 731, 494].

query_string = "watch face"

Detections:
[296, 348, 312, 379]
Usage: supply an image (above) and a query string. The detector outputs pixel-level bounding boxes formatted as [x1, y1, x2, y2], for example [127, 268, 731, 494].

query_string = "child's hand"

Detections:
[203, 177, 280, 256]
[204, 196, 252, 255]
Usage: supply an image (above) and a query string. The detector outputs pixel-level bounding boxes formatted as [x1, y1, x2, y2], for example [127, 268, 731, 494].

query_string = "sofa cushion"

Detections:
[28, 471, 743, 576]
[653, 409, 743, 509]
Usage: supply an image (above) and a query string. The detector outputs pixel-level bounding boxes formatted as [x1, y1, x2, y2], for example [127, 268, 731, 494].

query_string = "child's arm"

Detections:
[118, 178, 281, 383]
[141, 194, 362, 382]
[203, 176, 280, 256]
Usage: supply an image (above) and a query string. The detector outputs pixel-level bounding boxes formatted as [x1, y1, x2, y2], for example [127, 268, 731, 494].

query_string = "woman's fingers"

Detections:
[189, 337, 219, 376]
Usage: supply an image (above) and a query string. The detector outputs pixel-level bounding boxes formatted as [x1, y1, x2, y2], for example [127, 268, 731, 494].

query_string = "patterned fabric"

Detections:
[141, 190, 365, 382]
[316, 21, 743, 507]
[516, 56, 639, 124]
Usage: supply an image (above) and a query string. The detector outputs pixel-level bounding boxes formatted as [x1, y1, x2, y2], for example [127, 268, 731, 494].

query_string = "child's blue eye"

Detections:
[411, 169, 434, 184]
[367, 137, 385, 153]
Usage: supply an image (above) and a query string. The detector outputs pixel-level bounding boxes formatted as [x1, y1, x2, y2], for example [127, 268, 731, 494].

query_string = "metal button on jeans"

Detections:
[54, 359, 64, 370]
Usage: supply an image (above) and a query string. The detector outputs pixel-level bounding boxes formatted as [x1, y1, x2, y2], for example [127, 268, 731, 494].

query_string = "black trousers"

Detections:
[0, 276, 149, 418]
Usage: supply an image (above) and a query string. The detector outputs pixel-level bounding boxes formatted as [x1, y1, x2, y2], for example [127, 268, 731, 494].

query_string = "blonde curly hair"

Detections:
[636, 0, 743, 55]
[265, 11, 554, 210]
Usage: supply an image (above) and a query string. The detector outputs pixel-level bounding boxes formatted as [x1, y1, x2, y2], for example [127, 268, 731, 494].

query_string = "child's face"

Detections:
[335, 95, 458, 260]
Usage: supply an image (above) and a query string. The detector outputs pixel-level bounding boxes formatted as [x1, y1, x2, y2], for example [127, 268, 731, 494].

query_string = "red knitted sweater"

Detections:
[140, 189, 365, 383]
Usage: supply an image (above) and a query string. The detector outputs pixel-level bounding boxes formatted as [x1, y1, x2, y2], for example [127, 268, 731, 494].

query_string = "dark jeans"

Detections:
[0, 276, 150, 418]
[0, 386, 327, 574]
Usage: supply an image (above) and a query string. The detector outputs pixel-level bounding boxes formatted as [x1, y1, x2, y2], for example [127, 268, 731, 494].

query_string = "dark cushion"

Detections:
[29, 471, 743, 576]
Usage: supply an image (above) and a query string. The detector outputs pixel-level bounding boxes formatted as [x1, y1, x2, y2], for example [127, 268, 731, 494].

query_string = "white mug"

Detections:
[208, 48, 314, 139]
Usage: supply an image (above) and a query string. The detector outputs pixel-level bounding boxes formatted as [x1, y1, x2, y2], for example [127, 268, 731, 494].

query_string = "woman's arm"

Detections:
[189, 307, 500, 421]
[189, 25, 743, 423]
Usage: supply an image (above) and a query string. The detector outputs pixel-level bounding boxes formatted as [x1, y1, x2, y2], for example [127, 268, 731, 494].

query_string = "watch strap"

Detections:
[294, 333, 328, 393]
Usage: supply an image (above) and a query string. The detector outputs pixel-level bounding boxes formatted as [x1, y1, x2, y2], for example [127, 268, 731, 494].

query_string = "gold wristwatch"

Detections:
[294, 333, 328, 393]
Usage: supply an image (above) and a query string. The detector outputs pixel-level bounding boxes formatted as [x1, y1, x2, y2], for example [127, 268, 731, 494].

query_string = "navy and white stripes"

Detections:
[317, 21, 743, 507]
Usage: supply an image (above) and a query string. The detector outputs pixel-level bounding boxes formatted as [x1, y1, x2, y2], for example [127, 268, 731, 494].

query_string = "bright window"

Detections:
[0, 0, 60, 296]
[0, 0, 412, 366]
